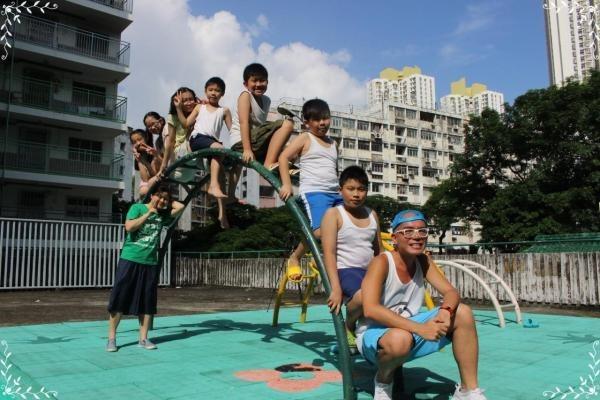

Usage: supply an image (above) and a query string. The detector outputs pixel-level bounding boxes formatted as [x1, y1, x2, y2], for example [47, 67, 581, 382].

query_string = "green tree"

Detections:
[425, 71, 600, 246]
[365, 194, 411, 232]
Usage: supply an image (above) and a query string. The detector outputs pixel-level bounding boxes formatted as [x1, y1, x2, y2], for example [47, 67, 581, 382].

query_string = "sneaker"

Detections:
[346, 329, 358, 355]
[105, 338, 117, 352]
[138, 339, 157, 350]
[451, 384, 487, 400]
[373, 377, 393, 400]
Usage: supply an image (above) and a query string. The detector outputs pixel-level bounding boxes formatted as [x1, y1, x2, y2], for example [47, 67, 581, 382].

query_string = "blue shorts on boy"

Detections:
[338, 267, 366, 301]
[357, 307, 451, 365]
[300, 192, 343, 230]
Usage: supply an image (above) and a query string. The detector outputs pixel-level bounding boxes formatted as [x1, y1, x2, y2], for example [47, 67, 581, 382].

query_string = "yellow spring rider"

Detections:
[271, 232, 440, 326]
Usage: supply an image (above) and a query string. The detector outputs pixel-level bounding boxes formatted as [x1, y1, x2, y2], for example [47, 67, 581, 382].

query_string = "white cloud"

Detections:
[122, 0, 365, 138]
[453, 2, 497, 35]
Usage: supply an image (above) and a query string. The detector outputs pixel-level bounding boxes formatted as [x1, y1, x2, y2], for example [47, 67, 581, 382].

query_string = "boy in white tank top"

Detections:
[320, 166, 382, 352]
[278, 99, 343, 280]
[174, 77, 232, 229]
[359, 210, 487, 400]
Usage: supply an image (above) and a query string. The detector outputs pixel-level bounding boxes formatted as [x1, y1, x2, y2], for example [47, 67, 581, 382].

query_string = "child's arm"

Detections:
[278, 133, 307, 201]
[371, 210, 383, 256]
[158, 121, 175, 174]
[237, 92, 254, 162]
[170, 200, 185, 217]
[223, 107, 232, 131]
[176, 103, 200, 129]
[321, 207, 344, 314]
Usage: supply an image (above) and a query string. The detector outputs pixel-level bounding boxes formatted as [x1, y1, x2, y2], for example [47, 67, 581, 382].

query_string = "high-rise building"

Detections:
[544, 0, 600, 85]
[0, 0, 132, 222]
[367, 66, 436, 110]
[440, 78, 504, 117]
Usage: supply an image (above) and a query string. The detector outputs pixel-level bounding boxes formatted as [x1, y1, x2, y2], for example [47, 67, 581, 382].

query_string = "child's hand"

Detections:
[195, 97, 208, 105]
[173, 92, 183, 109]
[148, 197, 159, 214]
[327, 289, 343, 315]
[279, 184, 293, 201]
[242, 149, 255, 163]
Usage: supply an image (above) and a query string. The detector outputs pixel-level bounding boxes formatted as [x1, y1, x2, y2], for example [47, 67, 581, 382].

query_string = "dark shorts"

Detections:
[107, 258, 160, 315]
[338, 267, 367, 302]
[231, 120, 284, 162]
[190, 134, 220, 152]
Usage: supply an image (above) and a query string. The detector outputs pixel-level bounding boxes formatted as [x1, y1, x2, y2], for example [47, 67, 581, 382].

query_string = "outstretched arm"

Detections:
[321, 208, 343, 314]
[223, 107, 232, 131]
[278, 133, 307, 201]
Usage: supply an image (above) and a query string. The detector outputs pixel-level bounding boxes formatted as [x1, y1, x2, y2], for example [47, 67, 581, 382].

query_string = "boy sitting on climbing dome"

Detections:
[320, 165, 382, 352]
[358, 210, 486, 400]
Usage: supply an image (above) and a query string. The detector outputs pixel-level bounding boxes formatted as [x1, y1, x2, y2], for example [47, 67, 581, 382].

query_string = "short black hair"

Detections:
[169, 87, 197, 116]
[154, 184, 172, 199]
[339, 165, 369, 187]
[205, 77, 225, 92]
[302, 98, 331, 121]
[129, 128, 146, 141]
[243, 63, 268, 82]
[142, 111, 164, 152]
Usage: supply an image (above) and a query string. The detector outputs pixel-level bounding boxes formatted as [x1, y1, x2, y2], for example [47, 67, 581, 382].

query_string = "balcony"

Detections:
[88, 0, 133, 13]
[1, 140, 124, 181]
[14, 15, 130, 67]
[0, 74, 127, 123]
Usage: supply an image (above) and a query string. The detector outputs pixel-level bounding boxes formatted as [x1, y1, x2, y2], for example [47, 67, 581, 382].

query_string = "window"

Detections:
[406, 110, 417, 119]
[372, 163, 383, 173]
[72, 82, 106, 109]
[259, 185, 275, 197]
[409, 185, 419, 195]
[421, 130, 435, 141]
[407, 128, 418, 138]
[66, 197, 99, 220]
[331, 117, 342, 128]
[343, 138, 355, 149]
[423, 150, 436, 160]
[422, 168, 439, 178]
[371, 183, 381, 192]
[408, 166, 419, 175]
[357, 121, 370, 131]
[371, 141, 382, 152]
[359, 160, 369, 170]
[69, 138, 102, 163]
[395, 126, 405, 136]
[396, 146, 405, 155]
[20, 191, 45, 218]
[342, 118, 355, 129]
[396, 165, 407, 174]
[358, 140, 370, 150]
[407, 147, 419, 157]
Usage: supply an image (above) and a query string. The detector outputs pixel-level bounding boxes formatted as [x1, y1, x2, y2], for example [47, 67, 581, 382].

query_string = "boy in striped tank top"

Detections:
[320, 166, 383, 351]
[359, 210, 486, 400]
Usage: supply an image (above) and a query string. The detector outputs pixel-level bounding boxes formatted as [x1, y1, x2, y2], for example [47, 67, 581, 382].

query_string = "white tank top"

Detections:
[299, 133, 338, 193]
[356, 251, 425, 336]
[229, 89, 271, 146]
[336, 205, 377, 270]
[190, 105, 225, 140]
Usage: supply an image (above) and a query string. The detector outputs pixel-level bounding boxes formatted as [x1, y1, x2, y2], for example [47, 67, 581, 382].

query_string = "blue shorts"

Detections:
[190, 134, 220, 152]
[338, 267, 366, 302]
[300, 192, 343, 231]
[357, 307, 451, 365]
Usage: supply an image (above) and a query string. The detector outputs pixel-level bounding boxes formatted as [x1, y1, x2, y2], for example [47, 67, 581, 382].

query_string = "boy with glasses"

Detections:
[357, 209, 487, 400]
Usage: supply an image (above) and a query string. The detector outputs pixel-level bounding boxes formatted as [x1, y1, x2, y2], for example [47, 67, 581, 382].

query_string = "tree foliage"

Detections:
[424, 71, 600, 243]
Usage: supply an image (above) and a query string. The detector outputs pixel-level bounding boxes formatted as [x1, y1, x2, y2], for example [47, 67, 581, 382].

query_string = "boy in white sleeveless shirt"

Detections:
[359, 210, 487, 400]
[278, 99, 343, 280]
[320, 166, 382, 352]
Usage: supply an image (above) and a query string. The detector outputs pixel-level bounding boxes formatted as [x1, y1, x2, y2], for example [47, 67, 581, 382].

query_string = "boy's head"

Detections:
[302, 99, 331, 137]
[339, 166, 369, 208]
[205, 77, 226, 105]
[151, 185, 172, 213]
[243, 63, 268, 96]
[391, 210, 428, 255]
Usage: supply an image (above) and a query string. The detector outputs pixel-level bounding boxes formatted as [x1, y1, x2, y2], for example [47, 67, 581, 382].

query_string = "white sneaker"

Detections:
[373, 377, 393, 400]
[451, 384, 487, 400]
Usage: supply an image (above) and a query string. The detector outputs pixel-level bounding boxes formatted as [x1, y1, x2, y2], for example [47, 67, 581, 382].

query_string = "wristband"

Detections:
[439, 305, 454, 316]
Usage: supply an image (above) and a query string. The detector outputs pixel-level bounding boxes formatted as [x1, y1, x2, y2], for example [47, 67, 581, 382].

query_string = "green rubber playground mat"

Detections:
[0, 306, 598, 399]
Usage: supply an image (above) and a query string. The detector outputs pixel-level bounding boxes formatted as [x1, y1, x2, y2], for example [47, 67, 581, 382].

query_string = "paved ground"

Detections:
[0, 287, 599, 400]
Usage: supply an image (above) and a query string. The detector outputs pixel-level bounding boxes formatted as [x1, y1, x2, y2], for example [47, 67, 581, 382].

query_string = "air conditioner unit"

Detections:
[425, 161, 431, 167]
[431, 141, 437, 147]
[449, 145, 454, 150]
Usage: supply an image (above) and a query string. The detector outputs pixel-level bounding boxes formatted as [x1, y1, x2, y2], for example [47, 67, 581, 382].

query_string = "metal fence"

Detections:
[0, 218, 171, 290]
[174, 252, 600, 306]
[14, 15, 131, 66]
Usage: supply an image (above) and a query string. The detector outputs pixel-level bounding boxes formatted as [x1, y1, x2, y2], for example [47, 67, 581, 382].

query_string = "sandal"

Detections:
[286, 260, 303, 282]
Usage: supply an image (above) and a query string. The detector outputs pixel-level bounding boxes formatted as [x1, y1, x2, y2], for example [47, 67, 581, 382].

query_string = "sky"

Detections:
[122, 0, 549, 129]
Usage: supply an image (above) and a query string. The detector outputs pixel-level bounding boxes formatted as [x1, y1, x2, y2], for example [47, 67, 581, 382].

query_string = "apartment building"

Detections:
[544, 0, 600, 85]
[367, 66, 436, 110]
[440, 78, 504, 117]
[0, 0, 132, 222]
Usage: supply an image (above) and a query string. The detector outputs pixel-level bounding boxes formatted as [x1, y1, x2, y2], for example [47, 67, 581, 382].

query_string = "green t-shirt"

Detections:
[120, 203, 174, 265]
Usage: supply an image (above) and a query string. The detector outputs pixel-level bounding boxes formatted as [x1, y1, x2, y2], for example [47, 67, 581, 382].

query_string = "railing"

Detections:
[14, 15, 130, 66]
[0, 207, 122, 224]
[87, 0, 133, 13]
[0, 218, 171, 290]
[0, 74, 127, 123]
[0, 140, 124, 181]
